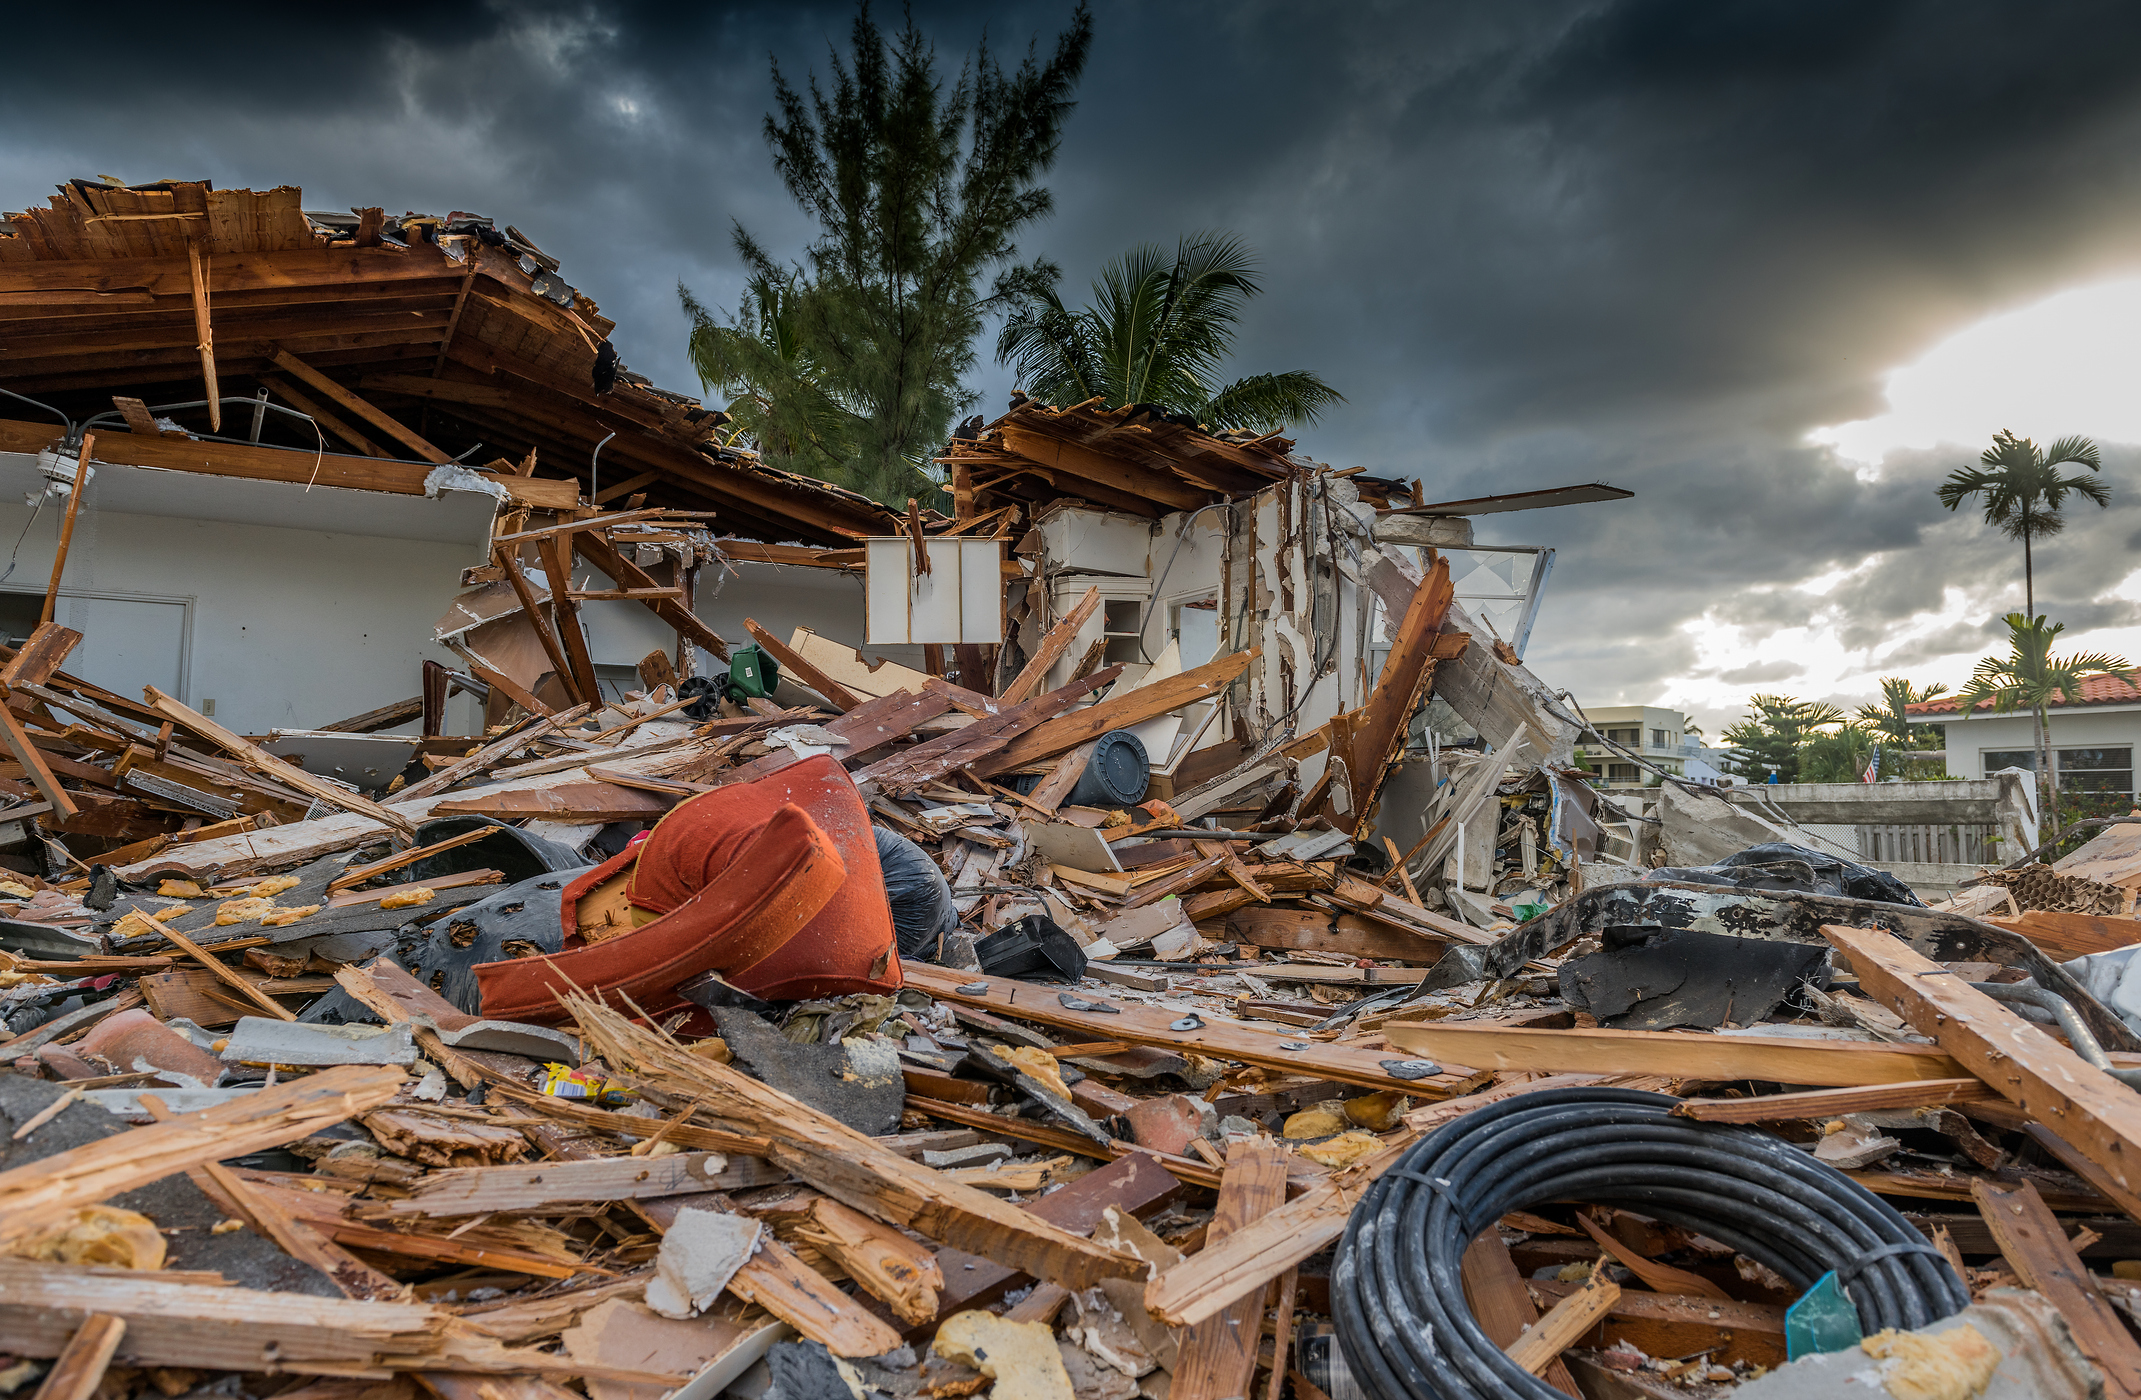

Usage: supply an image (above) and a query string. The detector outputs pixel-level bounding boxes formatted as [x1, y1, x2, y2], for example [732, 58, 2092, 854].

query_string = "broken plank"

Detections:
[1509, 1274, 1620, 1379]
[1825, 922, 2141, 1197]
[789, 1196, 946, 1326]
[1380, 1020, 1962, 1088]
[1171, 1138, 1290, 1400]
[1462, 1230, 1581, 1397]
[30, 1313, 127, 1400]
[744, 618, 863, 710]
[432, 781, 671, 823]
[525, 1124, 899, 1358]
[972, 649, 1259, 776]
[908, 964, 1487, 1097]
[145, 687, 413, 835]
[1973, 1178, 2141, 1399]
[134, 906, 297, 1022]
[0, 623, 82, 692]
[0, 1065, 404, 1249]
[1673, 1079, 1995, 1123]
[903, 1151, 1186, 1335]
[382, 1157, 742, 1220]
[0, 699, 75, 817]
[999, 585, 1100, 705]
[388, 705, 593, 805]
[852, 668, 1121, 794]
[1228, 906, 1443, 961]
[573, 530, 731, 664]
[1345, 555, 1454, 819]
[571, 996, 1145, 1293]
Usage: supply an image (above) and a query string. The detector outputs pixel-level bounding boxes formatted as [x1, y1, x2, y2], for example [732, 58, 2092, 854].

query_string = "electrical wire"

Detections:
[1332, 1086, 1968, 1400]
[0, 387, 72, 435]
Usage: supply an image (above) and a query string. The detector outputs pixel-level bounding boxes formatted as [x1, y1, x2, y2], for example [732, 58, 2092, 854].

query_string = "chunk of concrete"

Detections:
[644, 1207, 762, 1320]
[221, 1016, 420, 1068]
[1735, 1288, 2094, 1399]
[1059, 1341, 1140, 1400]
[1656, 782, 1799, 869]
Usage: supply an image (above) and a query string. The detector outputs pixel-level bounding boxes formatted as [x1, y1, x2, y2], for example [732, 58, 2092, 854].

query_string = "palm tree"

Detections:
[995, 232, 1345, 432]
[1855, 677, 1949, 778]
[1937, 430, 2109, 614]
[1957, 613, 2130, 831]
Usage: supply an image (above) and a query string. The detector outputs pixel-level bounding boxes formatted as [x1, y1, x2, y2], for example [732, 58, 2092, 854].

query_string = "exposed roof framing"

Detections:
[0, 178, 898, 544]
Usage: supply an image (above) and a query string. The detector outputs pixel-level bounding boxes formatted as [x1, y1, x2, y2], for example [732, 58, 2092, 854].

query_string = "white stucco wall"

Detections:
[1939, 705, 2141, 783]
[0, 454, 499, 737]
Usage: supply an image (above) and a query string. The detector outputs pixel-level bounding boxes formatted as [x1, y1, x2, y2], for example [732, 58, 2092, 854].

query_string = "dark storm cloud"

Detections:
[7, 1, 2141, 718]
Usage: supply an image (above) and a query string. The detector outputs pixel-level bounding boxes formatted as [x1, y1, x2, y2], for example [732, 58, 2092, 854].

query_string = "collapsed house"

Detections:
[5, 177, 2141, 1400]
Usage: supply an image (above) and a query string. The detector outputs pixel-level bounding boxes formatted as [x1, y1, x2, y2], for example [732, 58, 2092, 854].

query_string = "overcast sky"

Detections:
[9, 0, 2141, 737]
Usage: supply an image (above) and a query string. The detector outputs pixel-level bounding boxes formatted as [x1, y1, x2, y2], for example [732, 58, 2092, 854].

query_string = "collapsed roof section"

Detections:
[937, 396, 1421, 518]
[0, 178, 897, 544]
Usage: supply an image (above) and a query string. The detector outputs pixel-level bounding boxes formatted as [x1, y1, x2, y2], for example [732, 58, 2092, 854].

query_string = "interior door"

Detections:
[0, 590, 187, 701]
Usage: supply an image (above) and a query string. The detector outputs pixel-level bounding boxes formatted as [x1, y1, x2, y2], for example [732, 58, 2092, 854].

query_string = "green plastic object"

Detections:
[725, 644, 780, 701]
[1510, 901, 1550, 923]
[1784, 1271, 1862, 1360]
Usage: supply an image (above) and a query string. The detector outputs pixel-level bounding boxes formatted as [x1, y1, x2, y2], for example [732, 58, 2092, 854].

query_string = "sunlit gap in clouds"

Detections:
[1663, 276, 2141, 733]
[1813, 274, 2141, 472]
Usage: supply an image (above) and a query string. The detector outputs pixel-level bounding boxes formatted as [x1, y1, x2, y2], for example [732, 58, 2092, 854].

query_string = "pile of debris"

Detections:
[7, 575, 2141, 1399]
[12, 177, 2141, 1400]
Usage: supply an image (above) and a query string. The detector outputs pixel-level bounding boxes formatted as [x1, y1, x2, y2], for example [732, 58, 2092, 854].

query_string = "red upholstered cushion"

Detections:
[688, 755, 903, 1002]
[478, 754, 903, 1020]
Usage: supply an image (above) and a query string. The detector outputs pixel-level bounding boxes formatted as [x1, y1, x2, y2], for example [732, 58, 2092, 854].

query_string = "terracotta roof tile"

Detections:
[1907, 670, 2141, 716]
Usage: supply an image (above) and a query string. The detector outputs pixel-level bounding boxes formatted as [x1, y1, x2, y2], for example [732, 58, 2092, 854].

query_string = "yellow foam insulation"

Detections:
[260, 905, 320, 927]
[1281, 1106, 1348, 1140]
[1297, 1130, 1381, 1169]
[11, 1206, 167, 1270]
[0, 879, 35, 899]
[1344, 1091, 1410, 1131]
[381, 888, 437, 910]
[250, 875, 302, 898]
[1002, 1045, 1073, 1100]
[933, 1311, 1074, 1400]
[214, 897, 275, 925]
[157, 879, 205, 898]
[1861, 1323, 2002, 1400]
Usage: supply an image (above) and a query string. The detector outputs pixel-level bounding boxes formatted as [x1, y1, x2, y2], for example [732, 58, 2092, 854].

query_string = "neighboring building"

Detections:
[1574, 704, 1703, 787]
[1908, 673, 2141, 804]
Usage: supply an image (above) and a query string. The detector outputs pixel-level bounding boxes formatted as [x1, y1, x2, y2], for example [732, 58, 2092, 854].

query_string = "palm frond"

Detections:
[1197, 371, 1348, 432]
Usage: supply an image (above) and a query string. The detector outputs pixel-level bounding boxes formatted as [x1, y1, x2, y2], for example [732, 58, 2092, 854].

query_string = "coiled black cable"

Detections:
[1331, 1087, 1969, 1399]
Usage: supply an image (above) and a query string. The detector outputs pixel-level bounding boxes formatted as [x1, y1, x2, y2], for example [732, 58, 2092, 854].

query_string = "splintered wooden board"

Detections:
[433, 781, 672, 823]
[905, 965, 1487, 1098]
[1380, 1021, 1963, 1088]
[140, 966, 330, 1027]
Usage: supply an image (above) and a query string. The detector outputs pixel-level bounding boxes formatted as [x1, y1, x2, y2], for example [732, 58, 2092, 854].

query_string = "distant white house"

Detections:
[1908, 672, 2141, 804]
[1575, 704, 1714, 787]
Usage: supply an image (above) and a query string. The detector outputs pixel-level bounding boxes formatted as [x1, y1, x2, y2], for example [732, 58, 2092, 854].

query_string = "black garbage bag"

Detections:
[975, 915, 1086, 982]
[875, 826, 960, 959]
[1645, 841, 1924, 908]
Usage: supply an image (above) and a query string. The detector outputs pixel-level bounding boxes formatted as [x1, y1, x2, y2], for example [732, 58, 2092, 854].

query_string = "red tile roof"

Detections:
[1907, 670, 2141, 716]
